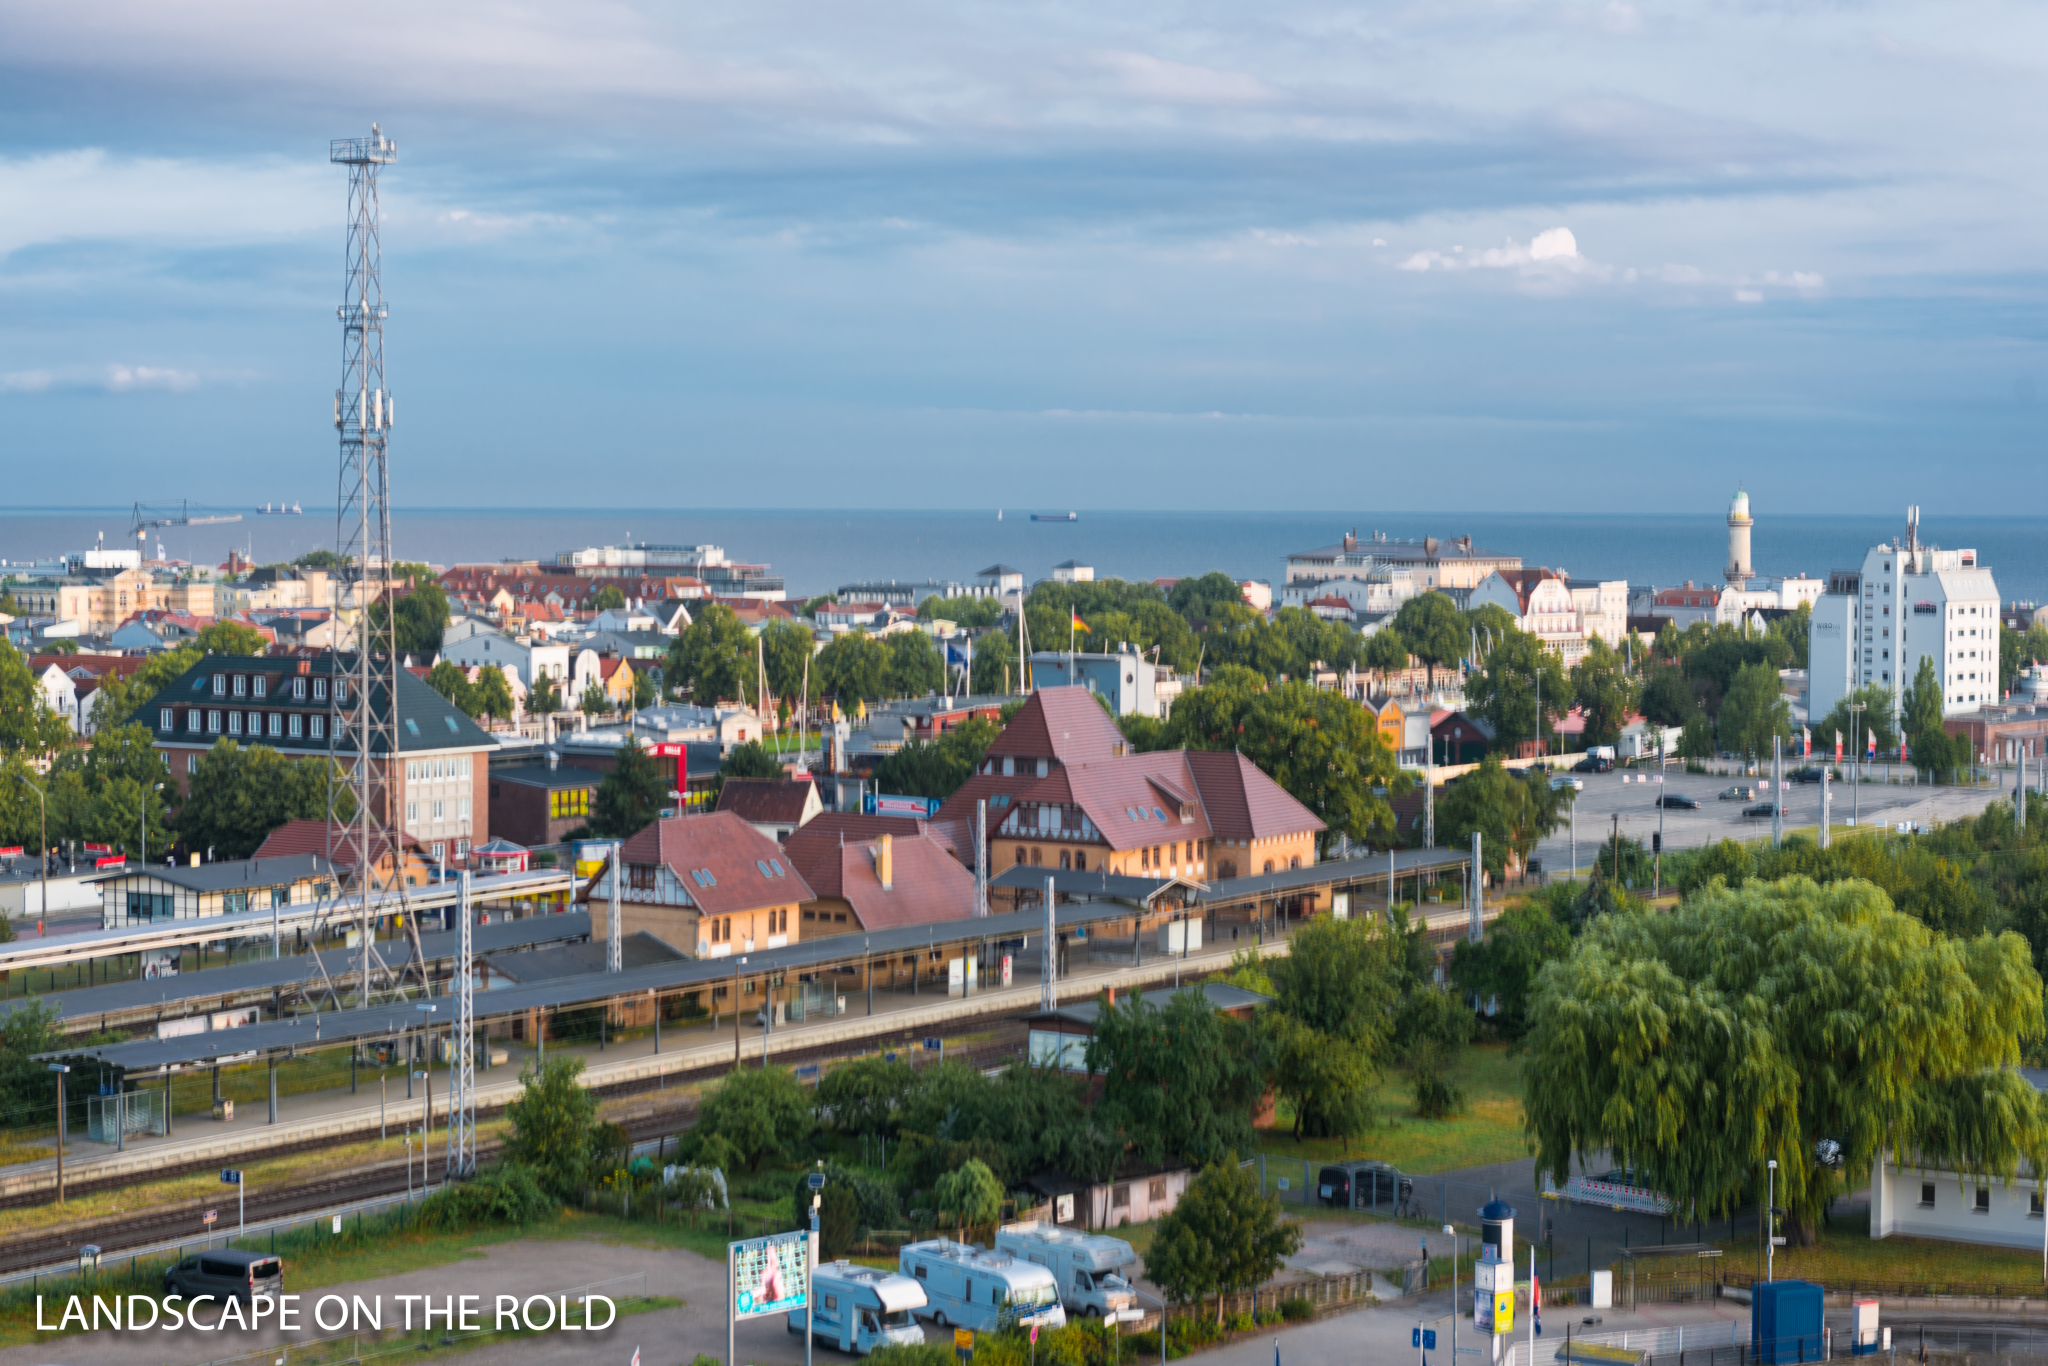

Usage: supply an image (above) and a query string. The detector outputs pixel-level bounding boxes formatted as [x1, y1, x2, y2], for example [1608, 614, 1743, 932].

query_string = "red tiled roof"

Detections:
[613, 811, 813, 915]
[253, 818, 425, 867]
[1182, 748, 1326, 842]
[715, 777, 817, 825]
[999, 747, 1323, 850]
[985, 686, 1125, 765]
[784, 830, 976, 931]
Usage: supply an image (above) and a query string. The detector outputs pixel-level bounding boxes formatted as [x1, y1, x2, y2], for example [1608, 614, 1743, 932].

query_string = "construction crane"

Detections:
[129, 501, 242, 556]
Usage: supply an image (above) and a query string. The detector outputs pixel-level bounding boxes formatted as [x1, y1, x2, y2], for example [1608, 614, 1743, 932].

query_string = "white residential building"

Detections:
[1278, 570, 1418, 616]
[440, 631, 572, 714]
[1808, 508, 2000, 731]
[1469, 569, 1628, 662]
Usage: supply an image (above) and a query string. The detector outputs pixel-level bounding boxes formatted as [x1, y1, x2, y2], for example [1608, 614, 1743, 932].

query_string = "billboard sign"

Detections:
[867, 793, 939, 818]
[730, 1231, 809, 1319]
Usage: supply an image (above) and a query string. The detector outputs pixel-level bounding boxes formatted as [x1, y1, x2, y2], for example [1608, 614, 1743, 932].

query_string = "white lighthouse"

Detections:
[1726, 487, 1753, 588]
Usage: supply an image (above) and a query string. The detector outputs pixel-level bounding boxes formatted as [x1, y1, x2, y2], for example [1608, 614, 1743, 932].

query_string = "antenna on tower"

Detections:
[299, 123, 428, 1012]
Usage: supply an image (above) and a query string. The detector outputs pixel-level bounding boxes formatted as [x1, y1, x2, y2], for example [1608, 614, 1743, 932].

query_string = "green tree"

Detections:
[505, 1056, 598, 1202]
[758, 619, 815, 701]
[1570, 637, 1639, 749]
[885, 632, 945, 697]
[195, 620, 272, 656]
[693, 1065, 813, 1170]
[588, 741, 666, 838]
[0, 639, 75, 755]
[665, 602, 754, 704]
[2001, 621, 2048, 696]
[473, 665, 515, 724]
[589, 584, 626, 611]
[1160, 664, 1266, 750]
[1088, 988, 1270, 1166]
[717, 741, 784, 796]
[580, 679, 612, 715]
[293, 548, 344, 570]
[1144, 1156, 1304, 1322]
[1448, 897, 1571, 1037]
[1264, 917, 1403, 1138]
[869, 716, 998, 801]
[1813, 685, 1898, 761]
[368, 583, 449, 656]
[1433, 754, 1566, 879]
[1902, 656, 1970, 779]
[968, 629, 1017, 695]
[917, 596, 1004, 630]
[425, 659, 479, 716]
[932, 1158, 1004, 1238]
[176, 741, 350, 859]
[1467, 631, 1568, 756]
[1637, 664, 1699, 729]
[1391, 593, 1467, 688]
[1676, 713, 1716, 760]
[816, 1055, 921, 1136]
[1523, 874, 2045, 1238]
[526, 674, 561, 717]
[816, 632, 892, 703]
[1167, 572, 1248, 625]
[1235, 683, 1405, 853]
[1362, 626, 1409, 672]
[1770, 601, 1812, 669]
[1716, 660, 1792, 759]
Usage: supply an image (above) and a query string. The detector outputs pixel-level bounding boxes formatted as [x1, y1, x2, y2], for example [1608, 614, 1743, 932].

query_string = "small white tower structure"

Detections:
[1726, 487, 1754, 588]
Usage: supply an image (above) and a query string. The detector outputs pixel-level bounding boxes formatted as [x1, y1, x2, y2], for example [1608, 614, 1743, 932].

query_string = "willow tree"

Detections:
[1523, 876, 2045, 1241]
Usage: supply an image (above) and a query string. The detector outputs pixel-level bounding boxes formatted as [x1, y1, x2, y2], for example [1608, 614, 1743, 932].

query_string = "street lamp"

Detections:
[1766, 1159, 1779, 1282]
[14, 773, 46, 925]
[47, 1064, 69, 1203]
[1444, 1224, 1461, 1366]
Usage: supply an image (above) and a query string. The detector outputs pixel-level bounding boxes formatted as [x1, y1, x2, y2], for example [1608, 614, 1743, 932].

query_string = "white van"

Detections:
[787, 1261, 928, 1355]
[993, 1222, 1143, 1321]
[898, 1239, 1066, 1334]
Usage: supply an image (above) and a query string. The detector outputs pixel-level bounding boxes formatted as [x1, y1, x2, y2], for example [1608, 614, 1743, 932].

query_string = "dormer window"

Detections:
[293, 677, 307, 700]
[212, 674, 227, 696]
[233, 675, 247, 697]
[313, 677, 328, 701]
[252, 675, 267, 698]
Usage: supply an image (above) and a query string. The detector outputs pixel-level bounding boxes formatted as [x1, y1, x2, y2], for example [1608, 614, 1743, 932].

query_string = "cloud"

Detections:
[1734, 289, 1764, 304]
[0, 149, 327, 257]
[106, 365, 200, 391]
[1091, 51, 1278, 105]
[1400, 226, 1587, 274]
[0, 363, 206, 393]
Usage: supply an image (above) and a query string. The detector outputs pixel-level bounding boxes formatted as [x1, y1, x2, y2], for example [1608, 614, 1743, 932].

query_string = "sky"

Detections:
[3, 0, 2047, 514]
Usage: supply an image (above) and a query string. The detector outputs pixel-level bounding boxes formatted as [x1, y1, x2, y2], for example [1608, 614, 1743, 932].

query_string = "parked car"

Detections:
[1718, 786, 1754, 801]
[1572, 756, 1614, 774]
[1653, 794, 1700, 810]
[1317, 1161, 1406, 1212]
[1744, 802, 1786, 818]
[1550, 776, 1585, 792]
[164, 1249, 283, 1304]
[1788, 767, 1826, 785]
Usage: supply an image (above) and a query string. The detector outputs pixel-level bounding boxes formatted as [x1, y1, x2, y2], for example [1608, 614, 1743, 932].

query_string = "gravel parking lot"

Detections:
[1528, 766, 2006, 878]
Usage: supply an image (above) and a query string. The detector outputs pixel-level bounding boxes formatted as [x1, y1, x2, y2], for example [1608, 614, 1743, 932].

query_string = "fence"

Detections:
[1504, 1322, 2048, 1366]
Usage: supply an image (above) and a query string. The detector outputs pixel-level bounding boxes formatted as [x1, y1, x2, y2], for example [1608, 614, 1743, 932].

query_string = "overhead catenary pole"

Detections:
[1041, 875, 1057, 1010]
[976, 799, 988, 918]
[1772, 735, 1784, 848]
[607, 841, 623, 973]
[1469, 833, 1482, 942]
[449, 871, 476, 1178]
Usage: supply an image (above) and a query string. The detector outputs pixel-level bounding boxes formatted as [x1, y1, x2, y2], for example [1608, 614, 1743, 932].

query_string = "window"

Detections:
[1112, 1184, 1131, 1209]
[336, 680, 349, 702]
[1919, 1183, 1936, 1207]
[212, 674, 227, 696]
[187, 754, 197, 774]
[1030, 847, 1042, 866]
[289, 714, 302, 738]
[207, 710, 223, 733]
[228, 712, 243, 736]
[187, 710, 202, 733]
[456, 839, 470, 858]
[406, 802, 419, 826]
[1263, 859, 1275, 874]
[629, 863, 656, 891]
[252, 675, 266, 699]
[293, 677, 307, 700]
[1976, 1188, 1992, 1214]
[313, 677, 328, 701]
[549, 789, 590, 820]
[459, 798, 470, 819]
[433, 800, 445, 821]
[1015, 846, 1026, 866]
[2033, 1192, 2044, 1218]
[405, 719, 420, 735]
[269, 713, 283, 737]
[159, 707, 173, 730]
[1148, 1178, 1167, 1202]
[460, 756, 471, 777]
[1059, 851, 1071, 869]
[431, 842, 446, 861]
[310, 715, 324, 740]
[223, 891, 248, 914]
[233, 675, 246, 697]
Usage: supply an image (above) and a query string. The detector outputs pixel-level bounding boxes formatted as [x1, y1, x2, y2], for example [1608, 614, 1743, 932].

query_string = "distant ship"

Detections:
[258, 502, 304, 515]
[1031, 512, 1078, 522]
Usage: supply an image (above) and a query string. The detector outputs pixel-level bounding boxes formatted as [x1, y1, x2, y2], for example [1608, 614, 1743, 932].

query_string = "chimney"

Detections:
[876, 834, 893, 890]
[1107, 986, 1117, 1005]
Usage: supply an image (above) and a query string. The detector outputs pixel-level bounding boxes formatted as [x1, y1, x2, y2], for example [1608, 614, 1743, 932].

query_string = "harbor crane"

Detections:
[129, 501, 242, 555]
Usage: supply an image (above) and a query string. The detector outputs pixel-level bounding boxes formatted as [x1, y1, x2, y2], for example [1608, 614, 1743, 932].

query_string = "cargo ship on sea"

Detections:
[258, 502, 304, 515]
[1031, 512, 1078, 522]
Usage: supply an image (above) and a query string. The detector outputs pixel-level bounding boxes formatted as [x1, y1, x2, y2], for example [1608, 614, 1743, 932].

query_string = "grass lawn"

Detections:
[1725, 1204, 2048, 1291]
[1256, 1042, 1530, 1174]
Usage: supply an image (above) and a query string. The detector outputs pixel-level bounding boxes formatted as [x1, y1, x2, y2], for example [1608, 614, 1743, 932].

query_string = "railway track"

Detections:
[0, 1025, 1027, 1268]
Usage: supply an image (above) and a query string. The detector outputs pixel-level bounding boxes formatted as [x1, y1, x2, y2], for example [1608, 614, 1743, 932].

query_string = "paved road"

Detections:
[1531, 767, 2004, 878]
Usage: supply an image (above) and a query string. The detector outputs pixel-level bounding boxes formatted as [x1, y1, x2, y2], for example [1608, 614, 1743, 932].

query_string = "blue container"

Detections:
[1752, 1280, 1825, 1363]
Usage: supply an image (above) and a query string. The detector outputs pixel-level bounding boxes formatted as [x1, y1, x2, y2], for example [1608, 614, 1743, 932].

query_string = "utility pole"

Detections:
[606, 841, 622, 973]
[1771, 736, 1783, 848]
[1846, 701, 1865, 830]
[15, 774, 45, 927]
[1424, 740, 1434, 850]
[47, 1064, 68, 1202]
[1820, 768, 1831, 849]
[1041, 875, 1057, 1010]
[1469, 833, 1482, 942]
[449, 871, 475, 1179]
[976, 799, 988, 917]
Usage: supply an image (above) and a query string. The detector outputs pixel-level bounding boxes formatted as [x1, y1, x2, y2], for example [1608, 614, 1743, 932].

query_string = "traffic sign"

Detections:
[202, 1210, 217, 1227]
[1410, 1329, 1437, 1350]
[954, 1329, 974, 1350]
[924, 1038, 943, 1051]
[219, 1169, 242, 1185]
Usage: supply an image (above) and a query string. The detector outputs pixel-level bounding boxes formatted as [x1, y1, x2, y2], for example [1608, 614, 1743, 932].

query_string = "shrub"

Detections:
[870, 1345, 956, 1366]
[1229, 1311, 1254, 1332]
[1279, 1297, 1315, 1323]
[414, 1162, 555, 1231]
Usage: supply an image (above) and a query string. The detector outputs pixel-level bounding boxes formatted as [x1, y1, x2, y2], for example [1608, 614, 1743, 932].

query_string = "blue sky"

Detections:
[3, 0, 2046, 513]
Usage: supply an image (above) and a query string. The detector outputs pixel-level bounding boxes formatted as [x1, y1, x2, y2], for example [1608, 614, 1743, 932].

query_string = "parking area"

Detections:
[1530, 767, 2005, 877]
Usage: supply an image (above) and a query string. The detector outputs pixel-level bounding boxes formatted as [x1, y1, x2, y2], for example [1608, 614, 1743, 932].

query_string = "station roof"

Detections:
[988, 866, 1191, 903]
[41, 897, 1160, 1073]
[2, 912, 593, 1024]
[1187, 846, 1470, 904]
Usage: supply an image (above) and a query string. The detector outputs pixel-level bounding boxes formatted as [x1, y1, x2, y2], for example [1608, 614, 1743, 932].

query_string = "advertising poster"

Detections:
[731, 1231, 809, 1319]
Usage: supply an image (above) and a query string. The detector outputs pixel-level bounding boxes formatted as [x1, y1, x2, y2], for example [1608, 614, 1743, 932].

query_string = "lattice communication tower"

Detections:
[304, 123, 427, 1009]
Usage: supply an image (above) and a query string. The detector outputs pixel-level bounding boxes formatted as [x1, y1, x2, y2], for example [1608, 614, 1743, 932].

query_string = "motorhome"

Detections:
[993, 1222, 1143, 1321]
[786, 1261, 928, 1355]
[898, 1239, 1066, 1333]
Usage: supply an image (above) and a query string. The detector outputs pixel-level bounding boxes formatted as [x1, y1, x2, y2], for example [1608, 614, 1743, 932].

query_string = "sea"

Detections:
[4, 508, 2045, 607]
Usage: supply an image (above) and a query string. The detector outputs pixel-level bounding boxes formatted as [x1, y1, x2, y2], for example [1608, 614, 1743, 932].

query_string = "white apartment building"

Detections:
[1277, 570, 1419, 616]
[1469, 569, 1630, 661]
[1809, 509, 2000, 730]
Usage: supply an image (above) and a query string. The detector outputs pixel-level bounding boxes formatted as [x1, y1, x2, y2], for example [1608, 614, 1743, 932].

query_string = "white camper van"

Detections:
[898, 1239, 1066, 1333]
[993, 1222, 1143, 1321]
[786, 1261, 927, 1355]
